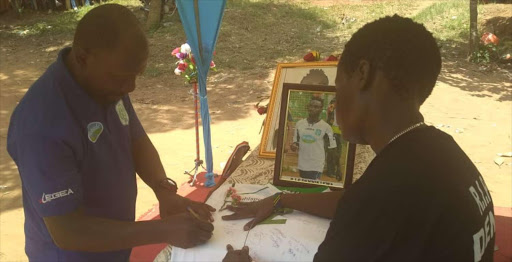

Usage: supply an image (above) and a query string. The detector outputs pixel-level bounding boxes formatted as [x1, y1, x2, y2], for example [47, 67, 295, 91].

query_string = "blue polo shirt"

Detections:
[7, 48, 146, 261]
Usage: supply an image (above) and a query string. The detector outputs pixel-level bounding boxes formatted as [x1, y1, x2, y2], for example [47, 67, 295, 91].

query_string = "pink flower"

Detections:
[210, 61, 216, 68]
[226, 187, 237, 197]
[171, 47, 181, 56]
[231, 193, 241, 203]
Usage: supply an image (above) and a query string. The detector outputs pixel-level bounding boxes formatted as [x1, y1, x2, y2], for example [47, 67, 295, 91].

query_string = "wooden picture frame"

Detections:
[273, 83, 355, 189]
[259, 61, 339, 158]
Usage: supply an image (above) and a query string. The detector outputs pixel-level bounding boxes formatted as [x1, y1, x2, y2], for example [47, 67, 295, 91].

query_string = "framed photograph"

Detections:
[273, 83, 356, 189]
[259, 61, 339, 158]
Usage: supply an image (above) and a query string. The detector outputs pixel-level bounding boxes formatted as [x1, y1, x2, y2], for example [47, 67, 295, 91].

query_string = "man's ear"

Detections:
[356, 60, 373, 91]
[73, 46, 89, 70]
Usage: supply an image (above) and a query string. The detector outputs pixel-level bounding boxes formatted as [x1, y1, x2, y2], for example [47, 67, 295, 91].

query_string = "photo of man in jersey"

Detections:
[290, 96, 337, 180]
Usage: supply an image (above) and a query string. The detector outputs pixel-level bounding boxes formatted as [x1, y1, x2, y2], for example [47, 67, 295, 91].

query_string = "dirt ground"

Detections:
[1, 3, 511, 262]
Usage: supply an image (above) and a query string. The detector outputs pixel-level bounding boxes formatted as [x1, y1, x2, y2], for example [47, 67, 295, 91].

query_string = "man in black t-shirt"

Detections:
[222, 15, 495, 262]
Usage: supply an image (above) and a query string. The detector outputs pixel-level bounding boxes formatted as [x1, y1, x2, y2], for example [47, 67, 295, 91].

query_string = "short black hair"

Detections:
[339, 15, 441, 105]
[310, 96, 324, 107]
[73, 4, 146, 51]
[300, 69, 329, 86]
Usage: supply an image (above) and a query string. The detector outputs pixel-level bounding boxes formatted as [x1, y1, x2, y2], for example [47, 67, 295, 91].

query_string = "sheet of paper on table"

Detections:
[170, 183, 331, 262]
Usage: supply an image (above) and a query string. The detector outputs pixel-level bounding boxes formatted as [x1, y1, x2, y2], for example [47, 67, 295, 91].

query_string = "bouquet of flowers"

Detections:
[172, 43, 217, 84]
[219, 186, 241, 211]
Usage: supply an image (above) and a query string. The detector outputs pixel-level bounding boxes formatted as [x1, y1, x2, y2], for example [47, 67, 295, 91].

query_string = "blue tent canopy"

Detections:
[176, 0, 227, 187]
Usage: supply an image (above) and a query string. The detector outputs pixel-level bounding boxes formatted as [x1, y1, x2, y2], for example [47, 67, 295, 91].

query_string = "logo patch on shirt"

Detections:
[301, 134, 317, 144]
[39, 188, 74, 204]
[87, 122, 104, 143]
[116, 100, 129, 126]
[315, 129, 322, 136]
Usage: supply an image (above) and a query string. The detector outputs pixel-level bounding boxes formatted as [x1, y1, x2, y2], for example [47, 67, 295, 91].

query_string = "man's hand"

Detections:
[221, 196, 275, 231]
[290, 142, 299, 152]
[162, 212, 214, 249]
[222, 244, 252, 262]
[159, 194, 215, 222]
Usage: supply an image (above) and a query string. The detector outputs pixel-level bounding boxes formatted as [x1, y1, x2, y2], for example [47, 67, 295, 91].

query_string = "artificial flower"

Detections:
[177, 62, 188, 71]
[481, 33, 499, 45]
[171, 47, 181, 56]
[176, 52, 188, 60]
[231, 193, 242, 204]
[303, 51, 320, 62]
[226, 187, 237, 197]
[180, 43, 192, 54]
[324, 55, 338, 61]
[257, 106, 267, 115]
[172, 42, 217, 84]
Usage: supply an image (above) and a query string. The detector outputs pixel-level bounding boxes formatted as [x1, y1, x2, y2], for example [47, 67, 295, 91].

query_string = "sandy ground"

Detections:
[1, 6, 511, 262]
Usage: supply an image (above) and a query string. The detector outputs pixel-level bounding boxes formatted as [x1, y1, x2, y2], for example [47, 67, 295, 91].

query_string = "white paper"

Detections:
[170, 184, 331, 262]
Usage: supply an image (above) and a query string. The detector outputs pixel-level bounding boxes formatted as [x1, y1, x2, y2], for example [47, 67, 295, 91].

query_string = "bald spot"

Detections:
[73, 4, 148, 55]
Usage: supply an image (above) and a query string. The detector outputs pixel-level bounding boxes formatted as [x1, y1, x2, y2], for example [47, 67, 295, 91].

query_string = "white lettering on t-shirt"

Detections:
[469, 186, 485, 215]
[473, 210, 495, 262]
[470, 175, 495, 262]
[478, 176, 492, 205]
[468, 177, 492, 215]
[40, 188, 74, 204]
[475, 182, 489, 208]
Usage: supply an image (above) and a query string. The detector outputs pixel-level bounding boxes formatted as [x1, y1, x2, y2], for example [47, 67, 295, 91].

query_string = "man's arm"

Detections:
[44, 208, 214, 251]
[127, 96, 215, 220]
[131, 134, 169, 200]
[325, 125, 337, 149]
[222, 191, 343, 230]
[281, 191, 343, 219]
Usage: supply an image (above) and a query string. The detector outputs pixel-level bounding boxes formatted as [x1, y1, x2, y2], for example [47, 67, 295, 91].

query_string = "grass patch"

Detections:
[413, 0, 471, 42]
[2, 0, 503, 71]
[143, 65, 164, 77]
[329, 1, 417, 38]
[153, 0, 340, 71]
[0, 0, 140, 37]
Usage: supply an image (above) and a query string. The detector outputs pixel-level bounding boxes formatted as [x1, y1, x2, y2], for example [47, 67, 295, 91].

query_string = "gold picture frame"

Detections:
[259, 61, 339, 158]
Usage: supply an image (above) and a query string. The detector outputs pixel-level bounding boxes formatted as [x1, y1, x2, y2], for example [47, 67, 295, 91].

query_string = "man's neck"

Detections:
[307, 116, 320, 124]
[364, 105, 424, 154]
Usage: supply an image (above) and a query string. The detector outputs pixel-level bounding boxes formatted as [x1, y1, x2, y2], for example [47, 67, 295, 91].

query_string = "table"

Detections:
[130, 145, 511, 262]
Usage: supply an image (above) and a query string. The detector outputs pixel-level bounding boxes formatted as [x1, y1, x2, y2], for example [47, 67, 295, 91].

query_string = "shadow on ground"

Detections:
[435, 38, 512, 103]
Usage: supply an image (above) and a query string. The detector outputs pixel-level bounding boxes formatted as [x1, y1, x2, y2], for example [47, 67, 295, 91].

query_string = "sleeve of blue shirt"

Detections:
[15, 135, 83, 217]
[124, 96, 147, 141]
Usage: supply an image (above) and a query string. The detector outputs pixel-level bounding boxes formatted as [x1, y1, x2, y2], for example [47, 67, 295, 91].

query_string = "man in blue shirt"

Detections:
[7, 4, 214, 261]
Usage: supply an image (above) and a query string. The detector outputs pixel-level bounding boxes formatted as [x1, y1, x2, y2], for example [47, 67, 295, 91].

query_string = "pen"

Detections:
[187, 206, 206, 222]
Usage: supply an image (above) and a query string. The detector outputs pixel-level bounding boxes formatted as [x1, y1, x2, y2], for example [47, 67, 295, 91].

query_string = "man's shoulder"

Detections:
[296, 119, 307, 126]
[317, 120, 331, 129]
[9, 64, 77, 140]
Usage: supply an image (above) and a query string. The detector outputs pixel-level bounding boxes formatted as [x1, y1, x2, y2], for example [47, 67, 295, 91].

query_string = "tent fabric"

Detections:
[176, 0, 227, 186]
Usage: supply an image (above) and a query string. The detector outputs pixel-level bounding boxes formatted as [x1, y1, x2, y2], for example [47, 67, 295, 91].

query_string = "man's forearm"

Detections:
[45, 210, 168, 252]
[132, 135, 168, 194]
[281, 191, 343, 219]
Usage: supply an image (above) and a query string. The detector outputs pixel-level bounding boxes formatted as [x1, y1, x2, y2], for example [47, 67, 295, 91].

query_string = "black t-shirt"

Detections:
[314, 126, 495, 262]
